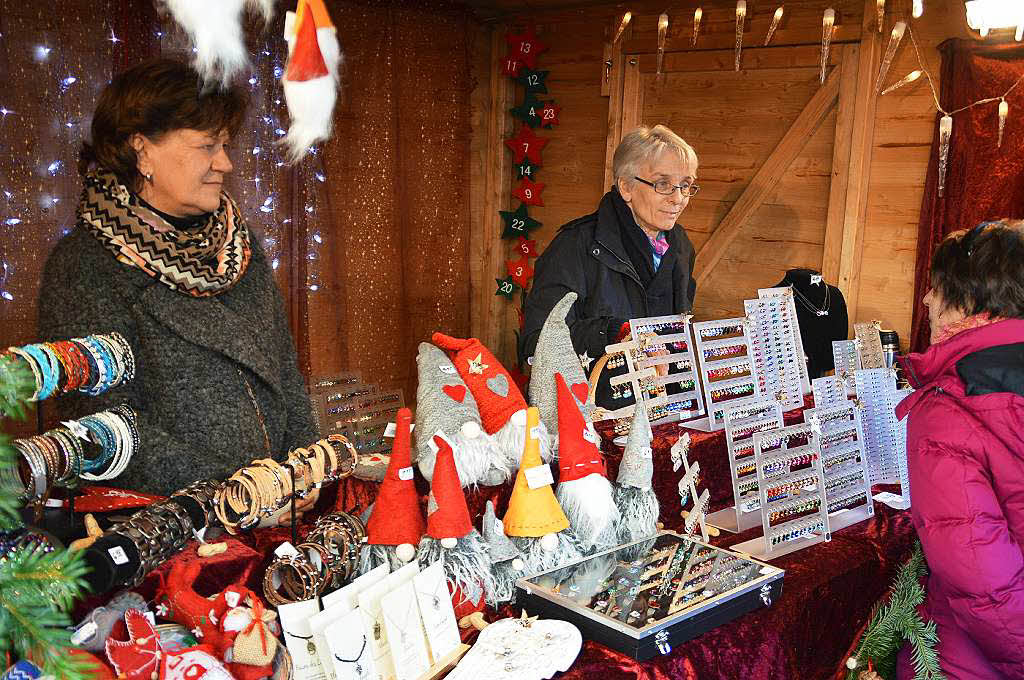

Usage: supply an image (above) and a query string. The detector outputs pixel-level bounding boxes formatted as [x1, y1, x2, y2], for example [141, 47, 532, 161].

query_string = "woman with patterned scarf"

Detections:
[39, 59, 319, 520]
[893, 219, 1024, 680]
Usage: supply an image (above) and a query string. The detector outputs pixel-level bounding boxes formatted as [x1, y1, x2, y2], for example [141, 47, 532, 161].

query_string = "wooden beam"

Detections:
[822, 43, 859, 283]
[835, 0, 883, 332]
[471, 26, 516, 358]
[603, 30, 630, 191]
[693, 63, 842, 289]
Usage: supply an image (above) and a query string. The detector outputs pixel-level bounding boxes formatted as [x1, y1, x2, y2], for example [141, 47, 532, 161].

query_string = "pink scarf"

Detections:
[931, 312, 1007, 345]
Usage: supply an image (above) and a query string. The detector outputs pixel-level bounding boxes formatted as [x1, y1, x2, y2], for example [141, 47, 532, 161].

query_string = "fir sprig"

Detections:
[0, 355, 35, 422]
[845, 541, 945, 680]
[0, 438, 22, 531]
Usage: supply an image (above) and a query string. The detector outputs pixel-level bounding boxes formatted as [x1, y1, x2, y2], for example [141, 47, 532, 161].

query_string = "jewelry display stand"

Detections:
[705, 400, 784, 534]
[804, 401, 874, 532]
[811, 376, 845, 408]
[628, 314, 705, 424]
[853, 322, 886, 370]
[744, 289, 809, 411]
[671, 436, 709, 542]
[689, 318, 763, 432]
[831, 340, 861, 396]
[733, 423, 831, 561]
[854, 368, 903, 486]
[590, 339, 664, 426]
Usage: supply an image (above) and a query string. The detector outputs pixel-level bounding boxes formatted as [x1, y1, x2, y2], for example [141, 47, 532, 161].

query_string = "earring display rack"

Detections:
[592, 340, 671, 428]
[804, 400, 874, 532]
[744, 289, 808, 412]
[854, 368, 904, 486]
[672, 436, 709, 542]
[732, 422, 832, 561]
[706, 400, 784, 535]
[853, 321, 886, 370]
[891, 388, 913, 506]
[831, 340, 861, 396]
[690, 317, 764, 431]
[811, 376, 846, 408]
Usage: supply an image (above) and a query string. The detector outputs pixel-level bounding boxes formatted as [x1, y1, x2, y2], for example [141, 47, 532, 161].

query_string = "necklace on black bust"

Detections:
[791, 282, 830, 317]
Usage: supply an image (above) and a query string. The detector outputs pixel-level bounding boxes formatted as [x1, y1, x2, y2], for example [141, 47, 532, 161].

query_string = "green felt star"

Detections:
[499, 203, 542, 239]
[509, 93, 544, 128]
[515, 160, 541, 180]
[495, 277, 519, 299]
[517, 68, 549, 94]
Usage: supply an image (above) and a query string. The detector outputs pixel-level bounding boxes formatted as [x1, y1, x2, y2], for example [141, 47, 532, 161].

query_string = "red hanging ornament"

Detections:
[506, 256, 534, 288]
[517, 237, 538, 258]
[539, 101, 561, 128]
[505, 26, 549, 70]
[512, 177, 545, 206]
[504, 125, 549, 165]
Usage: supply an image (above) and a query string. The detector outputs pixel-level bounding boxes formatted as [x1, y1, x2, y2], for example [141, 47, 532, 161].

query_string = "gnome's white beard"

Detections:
[417, 531, 493, 609]
[512, 533, 582, 576]
[282, 28, 342, 163]
[493, 413, 553, 473]
[556, 473, 621, 553]
[416, 430, 509, 489]
[357, 543, 409, 575]
[614, 484, 660, 544]
[485, 559, 523, 607]
[163, 0, 249, 86]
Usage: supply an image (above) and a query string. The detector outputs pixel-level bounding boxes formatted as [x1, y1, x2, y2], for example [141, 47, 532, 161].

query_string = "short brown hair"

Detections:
[79, 58, 248, 190]
[930, 219, 1024, 319]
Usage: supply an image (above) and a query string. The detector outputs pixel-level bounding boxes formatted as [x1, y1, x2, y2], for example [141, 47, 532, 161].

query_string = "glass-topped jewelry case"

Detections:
[515, 531, 784, 661]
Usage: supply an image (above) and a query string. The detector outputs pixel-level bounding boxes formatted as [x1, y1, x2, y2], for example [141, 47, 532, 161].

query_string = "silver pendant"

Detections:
[816, 310, 828, 317]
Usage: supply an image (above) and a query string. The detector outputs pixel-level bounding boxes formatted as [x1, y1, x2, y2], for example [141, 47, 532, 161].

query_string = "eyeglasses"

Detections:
[634, 177, 701, 197]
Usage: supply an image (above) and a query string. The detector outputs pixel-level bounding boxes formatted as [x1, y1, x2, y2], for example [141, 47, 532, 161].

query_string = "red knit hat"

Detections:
[366, 408, 425, 545]
[432, 332, 527, 436]
[426, 434, 473, 540]
[555, 373, 607, 483]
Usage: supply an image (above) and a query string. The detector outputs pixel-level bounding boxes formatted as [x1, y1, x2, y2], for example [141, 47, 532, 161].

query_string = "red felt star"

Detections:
[505, 26, 549, 70]
[506, 256, 534, 288]
[517, 237, 538, 258]
[501, 56, 522, 77]
[540, 101, 561, 128]
[512, 177, 545, 206]
[504, 125, 549, 165]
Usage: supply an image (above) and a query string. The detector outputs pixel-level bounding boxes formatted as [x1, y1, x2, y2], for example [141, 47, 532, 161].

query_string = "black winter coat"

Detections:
[519, 189, 696, 392]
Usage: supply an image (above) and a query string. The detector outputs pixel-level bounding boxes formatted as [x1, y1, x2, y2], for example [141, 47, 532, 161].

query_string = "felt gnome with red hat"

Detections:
[503, 407, 581, 574]
[432, 332, 552, 475]
[416, 433, 494, 614]
[614, 404, 659, 544]
[358, 408, 425, 574]
[281, 0, 342, 162]
[528, 292, 593, 457]
[415, 342, 508, 487]
[553, 372, 620, 554]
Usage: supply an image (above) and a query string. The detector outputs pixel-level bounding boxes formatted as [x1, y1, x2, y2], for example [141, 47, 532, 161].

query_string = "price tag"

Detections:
[810, 275, 823, 286]
[108, 546, 129, 565]
[274, 541, 300, 559]
[384, 422, 414, 437]
[529, 425, 543, 440]
[225, 590, 241, 608]
[639, 446, 653, 459]
[494, 518, 505, 535]
[524, 464, 554, 489]
[398, 466, 414, 481]
[583, 427, 600, 445]
[62, 420, 91, 441]
[71, 620, 97, 646]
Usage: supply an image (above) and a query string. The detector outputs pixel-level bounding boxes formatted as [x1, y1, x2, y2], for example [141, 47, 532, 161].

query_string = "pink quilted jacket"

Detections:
[895, 319, 1024, 680]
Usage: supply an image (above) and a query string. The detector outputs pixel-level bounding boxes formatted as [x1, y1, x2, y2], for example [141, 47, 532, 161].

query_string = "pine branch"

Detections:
[0, 438, 22, 530]
[0, 355, 34, 422]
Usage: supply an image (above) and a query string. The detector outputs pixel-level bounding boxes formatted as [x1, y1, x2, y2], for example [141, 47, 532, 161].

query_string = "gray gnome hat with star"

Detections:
[528, 291, 591, 445]
[414, 342, 484, 457]
[482, 500, 521, 564]
[617, 405, 654, 490]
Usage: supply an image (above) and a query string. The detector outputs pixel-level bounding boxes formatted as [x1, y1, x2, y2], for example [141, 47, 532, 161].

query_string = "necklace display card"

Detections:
[322, 562, 390, 612]
[692, 317, 764, 430]
[279, 599, 328, 680]
[358, 577, 398, 680]
[380, 581, 432, 680]
[310, 604, 358, 680]
[412, 561, 461, 664]
[744, 295, 805, 411]
[325, 609, 378, 680]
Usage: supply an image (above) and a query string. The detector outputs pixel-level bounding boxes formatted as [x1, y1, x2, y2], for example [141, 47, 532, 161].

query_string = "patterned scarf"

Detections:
[77, 171, 251, 297]
[931, 312, 1007, 345]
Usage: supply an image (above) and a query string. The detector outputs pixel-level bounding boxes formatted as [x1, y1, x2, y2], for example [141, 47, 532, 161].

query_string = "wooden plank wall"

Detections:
[469, 0, 974, 364]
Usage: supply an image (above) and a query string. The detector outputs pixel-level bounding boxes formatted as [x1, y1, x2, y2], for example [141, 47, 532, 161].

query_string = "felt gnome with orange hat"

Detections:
[432, 332, 553, 476]
[554, 373, 621, 554]
[417, 433, 494, 615]
[357, 408, 425, 574]
[414, 342, 508, 487]
[503, 407, 582, 574]
[281, 0, 342, 162]
[614, 404, 660, 544]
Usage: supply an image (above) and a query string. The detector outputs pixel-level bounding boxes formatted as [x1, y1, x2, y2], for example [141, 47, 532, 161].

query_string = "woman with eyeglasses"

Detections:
[893, 219, 1024, 680]
[519, 125, 699, 408]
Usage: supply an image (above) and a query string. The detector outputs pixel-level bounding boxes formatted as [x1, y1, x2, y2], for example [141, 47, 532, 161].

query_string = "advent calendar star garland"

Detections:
[496, 25, 560, 318]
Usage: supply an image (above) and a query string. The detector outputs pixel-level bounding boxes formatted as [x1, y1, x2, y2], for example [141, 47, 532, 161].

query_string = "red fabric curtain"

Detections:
[910, 39, 1024, 352]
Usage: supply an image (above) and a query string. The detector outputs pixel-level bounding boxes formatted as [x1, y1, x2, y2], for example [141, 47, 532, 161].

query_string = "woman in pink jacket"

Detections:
[895, 219, 1024, 680]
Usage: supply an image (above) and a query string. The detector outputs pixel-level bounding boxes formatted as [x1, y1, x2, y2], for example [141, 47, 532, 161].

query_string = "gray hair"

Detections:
[612, 125, 698, 188]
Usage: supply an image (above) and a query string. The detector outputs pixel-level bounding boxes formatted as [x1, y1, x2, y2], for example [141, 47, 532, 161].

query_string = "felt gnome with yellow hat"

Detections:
[281, 0, 342, 162]
[554, 373, 620, 554]
[416, 434, 494, 615]
[414, 342, 508, 487]
[614, 405, 660, 544]
[503, 407, 581, 574]
[358, 408, 424, 574]
[432, 332, 553, 475]
[528, 292, 593, 457]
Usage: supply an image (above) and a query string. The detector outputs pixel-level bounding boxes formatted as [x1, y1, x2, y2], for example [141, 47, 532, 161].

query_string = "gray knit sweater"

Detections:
[38, 225, 318, 495]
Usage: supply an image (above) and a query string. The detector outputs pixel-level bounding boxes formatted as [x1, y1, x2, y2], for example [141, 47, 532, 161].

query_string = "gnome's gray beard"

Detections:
[485, 559, 523, 607]
[556, 474, 622, 554]
[416, 431, 510, 488]
[512, 533, 582, 575]
[493, 418, 554, 472]
[614, 484, 660, 544]
[417, 530, 494, 609]
[357, 544, 407, 576]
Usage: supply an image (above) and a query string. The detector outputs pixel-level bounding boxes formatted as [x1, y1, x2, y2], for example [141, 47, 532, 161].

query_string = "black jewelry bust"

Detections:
[772, 268, 848, 379]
